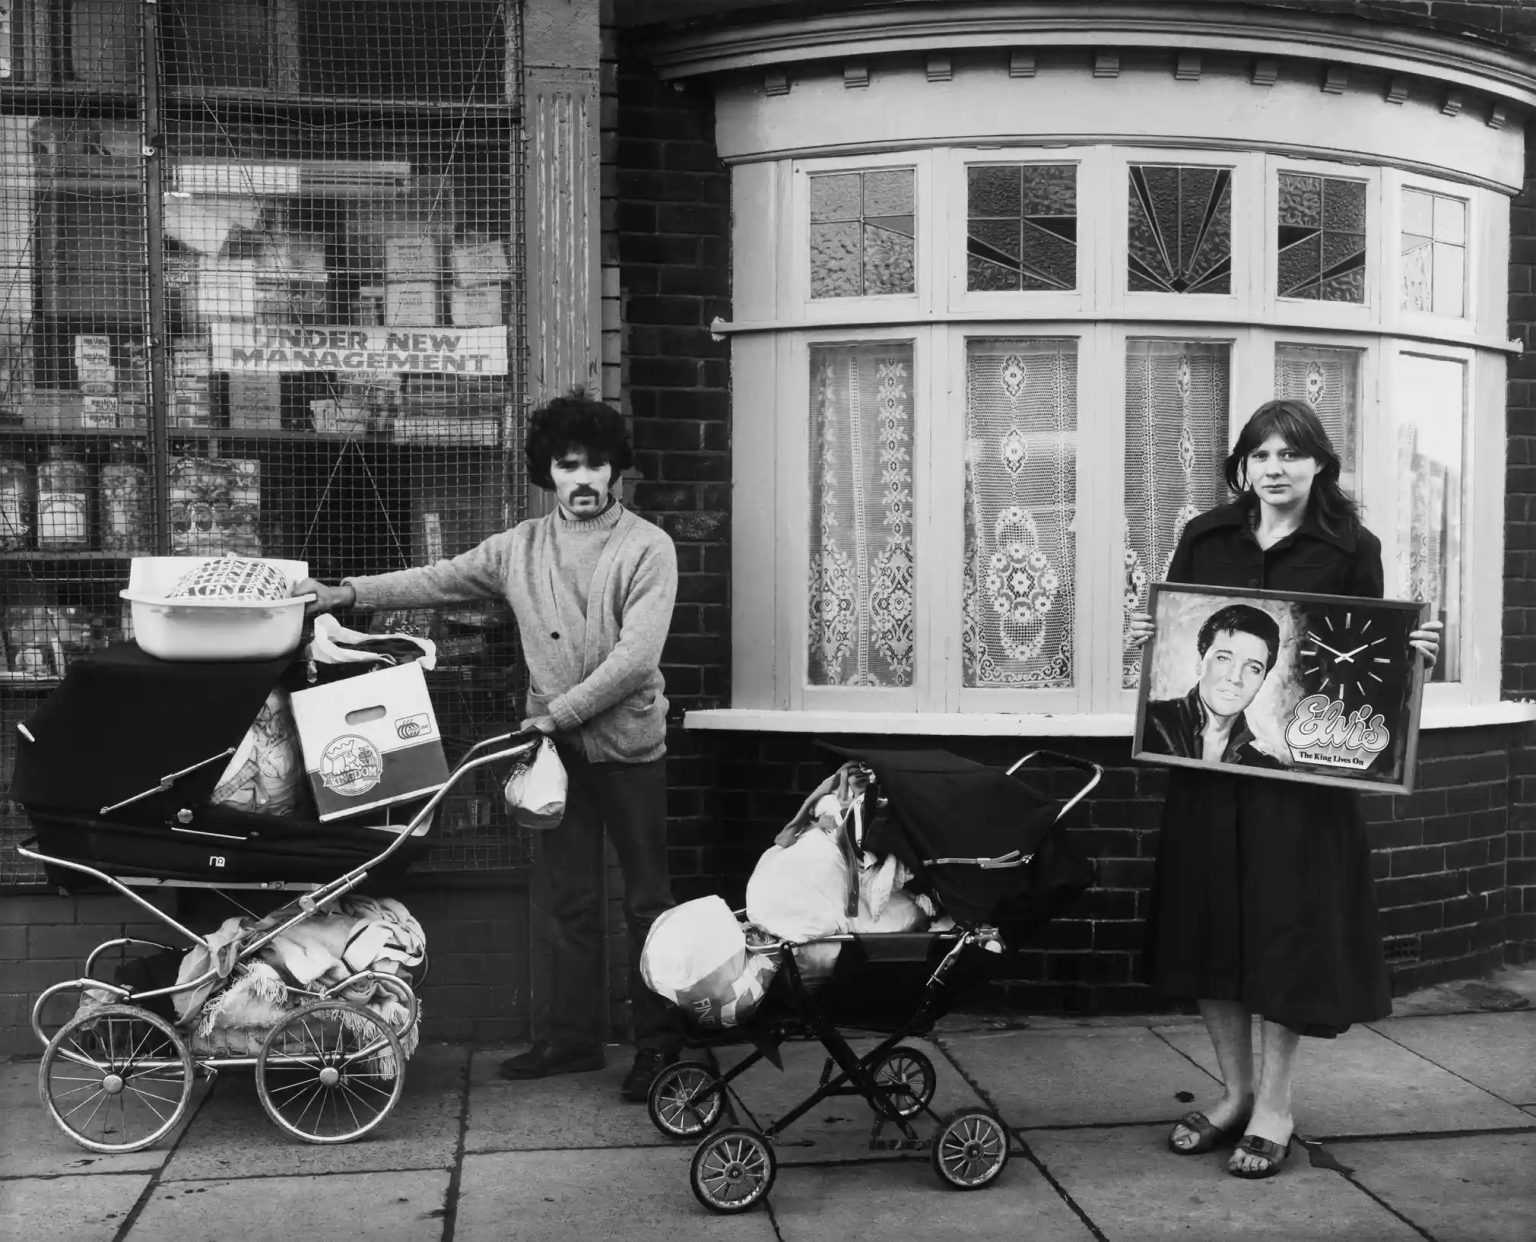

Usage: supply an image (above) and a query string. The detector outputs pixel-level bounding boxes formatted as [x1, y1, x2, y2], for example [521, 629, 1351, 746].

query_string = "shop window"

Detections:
[962, 337, 1077, 688]
[807, 340, 915, 686]
[1401, 188, 1466, 317]
[965, 164, 1077, 292]
[1127, 164, 1232, 294]
[1121, 339, 1230, 687]
[1277, 172, 1367, 302]
[808, 168, 916, 298]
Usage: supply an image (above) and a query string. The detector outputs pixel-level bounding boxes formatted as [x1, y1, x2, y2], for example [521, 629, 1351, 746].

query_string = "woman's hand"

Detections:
[1409, 618, 1443, 669]
[1127, 610, 1156, 649]
[293, 577, 355, 618]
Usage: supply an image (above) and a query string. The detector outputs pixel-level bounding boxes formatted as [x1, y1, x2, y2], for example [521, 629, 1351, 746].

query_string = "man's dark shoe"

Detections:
[620, 1047, 679, 1103]
[498, 1039, 604, 1080]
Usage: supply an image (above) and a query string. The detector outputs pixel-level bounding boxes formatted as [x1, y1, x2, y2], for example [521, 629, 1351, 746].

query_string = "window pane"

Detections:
[1273, 343, 1361, 488]
[1128, 165, 1231, 294]
[1393, 355, 1463, 682]
[1277, 172, 1365, 302]
[807, 342, 916, 687]
[1123, 340, 1231, 687]
[966, 164, 1077, 291]
[962, 339, 1077, 688]
[808, 168, 915, 298]
[1400, 188, 1466, 318]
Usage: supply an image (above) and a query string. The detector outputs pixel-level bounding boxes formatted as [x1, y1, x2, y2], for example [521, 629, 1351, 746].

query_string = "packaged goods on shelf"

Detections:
[384, 236, 443, 280]
[0, 457, 30, 551]
[173, 335, 212, 377]
[385, 280, 439, 326]
[168, 455, 262, 556]
[73, 335, 114, 394]
[450, 239, 512, 284]
[357, 285, 386, 325]
[255, 272, 329, 324]
[21, 395, 85, 431]
[412, 460, 506, 565]
[81, 396, 120, 429]
[197, 259, 259, 323]
[35, 445, 89, 550]
[99, 452, 154, 553]
[227, 372, 283, 430]
[309, 398, 370, 435]
[450, 282, 505, 326]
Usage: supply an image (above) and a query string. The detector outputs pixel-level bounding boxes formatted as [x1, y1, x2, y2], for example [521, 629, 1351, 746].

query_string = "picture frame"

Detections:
[1132, 583, 1428, 793]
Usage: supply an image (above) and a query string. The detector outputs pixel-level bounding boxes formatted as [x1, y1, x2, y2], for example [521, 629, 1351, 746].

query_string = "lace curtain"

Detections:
[1274, 343, 1360, 495]
[1122, 340, 1231, 687]
[1393, 354, 1463, 682]
[961, 338, 1077, 688]
[807, 342, 916, 687]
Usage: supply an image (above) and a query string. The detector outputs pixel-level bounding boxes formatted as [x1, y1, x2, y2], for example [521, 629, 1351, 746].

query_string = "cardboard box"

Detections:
[385, 280, 438, 326]
[384, 236, 443, 279]
[450, 282, 505, 326]
[290, 662, 450, 821]
[227, 372, 283, 430]
[451, 240, 511, 284]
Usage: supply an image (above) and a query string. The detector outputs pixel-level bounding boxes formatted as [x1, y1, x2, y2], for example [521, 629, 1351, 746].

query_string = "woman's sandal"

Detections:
[1167, 1110, 1248, 1155]
[1227, 1133, 1293, 1179]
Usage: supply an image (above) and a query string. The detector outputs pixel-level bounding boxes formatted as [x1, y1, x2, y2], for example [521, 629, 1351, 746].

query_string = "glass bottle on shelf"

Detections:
[99, 443, 153, 553]
[36, 443, 90, 550]
[0, 456, 30, 550]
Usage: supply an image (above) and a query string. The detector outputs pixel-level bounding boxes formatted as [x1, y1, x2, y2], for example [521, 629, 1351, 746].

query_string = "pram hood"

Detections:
[820, 744, 1080, 927]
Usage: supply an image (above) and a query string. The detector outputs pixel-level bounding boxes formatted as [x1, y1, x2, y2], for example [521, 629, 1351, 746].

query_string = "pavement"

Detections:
[2, 966, 1533, 1242]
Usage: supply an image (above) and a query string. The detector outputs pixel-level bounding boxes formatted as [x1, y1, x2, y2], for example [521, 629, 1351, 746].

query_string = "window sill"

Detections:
[684, 700, 1536, 737]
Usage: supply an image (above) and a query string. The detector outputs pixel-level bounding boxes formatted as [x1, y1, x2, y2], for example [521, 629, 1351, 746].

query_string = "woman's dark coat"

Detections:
[1142, 500, 1392, 1036]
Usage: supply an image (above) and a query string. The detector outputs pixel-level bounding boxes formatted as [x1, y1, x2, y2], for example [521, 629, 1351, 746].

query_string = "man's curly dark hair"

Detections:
[523, 387, 634, 490]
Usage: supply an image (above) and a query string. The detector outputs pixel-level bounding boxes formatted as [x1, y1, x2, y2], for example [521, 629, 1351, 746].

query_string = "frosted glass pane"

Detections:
[966, 164, 1077, 292]
[810, 173, 860, 222]
[1402, 188, 1434, 236]
[1432, 243, 1465, 317]
[863, 221, 915, 295]
[962, 339, 1078, 688]
[1392, 355, 1464, 682]
[807, 342, 916, 687]
[1433, 194, 1466, 244]
[809, 168, 917, 298]
[810, 222, 861, 298]
[1128, 165, 1231, 294]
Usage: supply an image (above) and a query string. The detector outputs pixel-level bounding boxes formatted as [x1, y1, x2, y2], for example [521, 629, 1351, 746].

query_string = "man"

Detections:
[296, 388, 682, 1102]
[1141, 603, 1286, 769]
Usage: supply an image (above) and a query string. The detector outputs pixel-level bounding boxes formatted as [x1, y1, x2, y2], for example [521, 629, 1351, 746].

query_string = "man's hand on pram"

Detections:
[293, 578, 355, 618]
[520, 715, 557, 735]
[1126, 610, 1155, 648]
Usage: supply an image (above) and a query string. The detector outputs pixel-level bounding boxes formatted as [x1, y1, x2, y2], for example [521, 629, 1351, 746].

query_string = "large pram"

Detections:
[14, 655, 538, 1152]
[645, 745, 1102, 1213]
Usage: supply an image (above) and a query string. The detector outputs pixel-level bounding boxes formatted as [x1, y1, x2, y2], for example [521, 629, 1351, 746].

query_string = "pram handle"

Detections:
[1008, 749, 1103, 823]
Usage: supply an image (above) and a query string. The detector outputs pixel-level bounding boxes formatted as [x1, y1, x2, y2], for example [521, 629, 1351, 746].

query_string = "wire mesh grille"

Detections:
[1, 0, 530, 882]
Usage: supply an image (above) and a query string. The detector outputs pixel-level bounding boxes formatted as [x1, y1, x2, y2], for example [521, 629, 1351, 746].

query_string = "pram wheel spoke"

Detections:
[39, 1004, 193, 1153]
[690, 1127, 776, 1214]
[255, 1001, 405, 1145]
[930, 1108, 1010, 1190]
[871, 1046, 937, 1120]
[647, 1062, 724, 1139]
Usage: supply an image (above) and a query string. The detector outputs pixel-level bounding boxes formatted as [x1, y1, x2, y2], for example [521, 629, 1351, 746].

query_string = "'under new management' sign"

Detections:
[211, 325, 508, 375]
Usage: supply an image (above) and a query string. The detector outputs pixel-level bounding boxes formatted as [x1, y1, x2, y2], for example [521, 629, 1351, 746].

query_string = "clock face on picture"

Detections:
[1298, 610, 1396, 702]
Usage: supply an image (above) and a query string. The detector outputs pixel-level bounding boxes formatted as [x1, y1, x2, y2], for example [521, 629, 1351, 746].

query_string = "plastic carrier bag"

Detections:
[641, 895, 778, 1028]
[503, 735, 567, 831]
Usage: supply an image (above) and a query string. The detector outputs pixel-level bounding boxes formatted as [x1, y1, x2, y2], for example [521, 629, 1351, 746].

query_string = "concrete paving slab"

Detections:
[940, 1027, 1219, 1128]
[1326, 1133, 1536, 1242]
[133, 1168, 450, 1241]
[1156, 1022, 1533, 1137]
[767, 1149, 1096, 1241]
[1, 1057, 201, 1177]
[456, 1148, 778, 1240]
[1026, 1124, 1420, 1240]
[714, 1036, 987, 1166]
[158, 1041, 466, 1180]
[466, 1043, 682, 1152]
[0, 1171, 152, 1238]
[1369, 1011, 1536, 1106]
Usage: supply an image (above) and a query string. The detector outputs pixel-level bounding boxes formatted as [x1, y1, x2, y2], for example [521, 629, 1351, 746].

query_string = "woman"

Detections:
[1128, 399, 1440, 1179]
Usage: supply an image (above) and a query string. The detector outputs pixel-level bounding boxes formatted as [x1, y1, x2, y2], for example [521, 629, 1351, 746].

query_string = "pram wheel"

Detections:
[871, 1046, 937, 1119]
[647, 1061, 723, 1139]
[930, 1108, 1010, 1190]
[39, 1003, 194, 1153]
[690, 1126, 777, 1214]
[255, 1000, 406, 1144]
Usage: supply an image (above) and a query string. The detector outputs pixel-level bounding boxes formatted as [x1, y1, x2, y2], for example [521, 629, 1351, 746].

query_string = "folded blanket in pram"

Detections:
[170, 895, 425, 1071]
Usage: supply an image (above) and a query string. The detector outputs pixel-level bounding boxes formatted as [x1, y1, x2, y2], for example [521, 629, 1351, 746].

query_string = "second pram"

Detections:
[642, 744, 1102, 1213]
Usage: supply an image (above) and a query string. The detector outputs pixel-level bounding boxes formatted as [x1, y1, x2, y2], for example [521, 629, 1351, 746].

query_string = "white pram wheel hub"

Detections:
[255, 1000, 406, 1144]
[647, 1061, 724, 1139]
[39, 1003, 194, 1154]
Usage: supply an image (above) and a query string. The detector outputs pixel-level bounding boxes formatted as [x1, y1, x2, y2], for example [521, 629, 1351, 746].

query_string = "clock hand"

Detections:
[1334, 637, 1385, 662]
[1304, 632, 1355, 662]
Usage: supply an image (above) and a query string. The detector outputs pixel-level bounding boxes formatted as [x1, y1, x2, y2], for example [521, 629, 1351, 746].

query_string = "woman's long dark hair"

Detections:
[1223, 399, 1359, 535]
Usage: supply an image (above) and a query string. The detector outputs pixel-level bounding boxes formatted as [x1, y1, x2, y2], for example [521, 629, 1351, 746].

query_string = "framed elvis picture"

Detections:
[1132, 583, 1428, 793]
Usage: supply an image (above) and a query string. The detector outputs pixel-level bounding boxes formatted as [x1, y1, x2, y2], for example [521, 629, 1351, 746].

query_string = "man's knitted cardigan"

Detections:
[344, 505, 676, 763]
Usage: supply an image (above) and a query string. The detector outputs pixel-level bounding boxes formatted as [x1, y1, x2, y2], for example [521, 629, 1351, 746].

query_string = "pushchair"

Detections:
[14, 661, 539, 1152]
[644, 745, 1102, 1213]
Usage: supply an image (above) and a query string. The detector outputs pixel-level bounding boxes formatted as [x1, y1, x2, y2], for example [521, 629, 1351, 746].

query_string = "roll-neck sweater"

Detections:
[344, 502, 676, 763]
